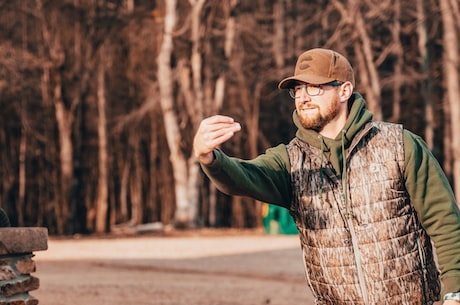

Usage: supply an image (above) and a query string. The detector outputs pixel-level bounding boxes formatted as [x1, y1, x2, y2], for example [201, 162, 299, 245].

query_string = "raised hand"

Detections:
[193, 115, 241, 164]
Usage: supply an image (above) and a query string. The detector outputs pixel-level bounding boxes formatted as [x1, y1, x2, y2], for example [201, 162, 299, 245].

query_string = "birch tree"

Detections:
[157, 0, 203, 227]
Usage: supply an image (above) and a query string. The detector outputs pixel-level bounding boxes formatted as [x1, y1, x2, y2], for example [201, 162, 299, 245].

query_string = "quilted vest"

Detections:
[286, 121, 440, 305]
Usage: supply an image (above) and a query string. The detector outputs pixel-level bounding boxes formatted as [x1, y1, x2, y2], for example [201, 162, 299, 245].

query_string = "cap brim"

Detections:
[278, 74, 336, 89]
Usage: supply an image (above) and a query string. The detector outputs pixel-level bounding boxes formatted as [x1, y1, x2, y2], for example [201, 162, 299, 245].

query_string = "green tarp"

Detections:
[262, 204, 298, 235]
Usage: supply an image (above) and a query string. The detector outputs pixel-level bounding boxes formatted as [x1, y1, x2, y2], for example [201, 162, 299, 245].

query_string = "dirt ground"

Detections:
[32, 229, 315, 305]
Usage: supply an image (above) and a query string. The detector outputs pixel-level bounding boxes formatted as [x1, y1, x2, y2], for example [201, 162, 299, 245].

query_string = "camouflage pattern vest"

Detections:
[286, 121, 440, 305]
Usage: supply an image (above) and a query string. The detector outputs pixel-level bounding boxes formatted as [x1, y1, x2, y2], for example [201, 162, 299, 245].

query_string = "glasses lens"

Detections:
[306, 85, 321, 96]
[293, 84, 308, 99]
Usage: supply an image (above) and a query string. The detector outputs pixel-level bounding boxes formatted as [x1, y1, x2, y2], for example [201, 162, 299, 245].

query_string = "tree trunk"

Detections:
[54, 86, 73, 235]
[231, 196, 244, 228]
[189, 0, 206, 117]
[130, 141, 143, 225]
[125, 0, 134, 12]
[119, 156, 131, 222]
[37, 0, 72, 235]
[417, 0, 435, 149]
[147, 109, 159, 222]
[272, 0, 285, 70]
[18, 126, 26, 227]
[390, 0, 402, 123]
[95, 56, 109, 233]
[440, 0, 460, 201]
[349, 0, 382, 120]
[157, 0, 199, 227]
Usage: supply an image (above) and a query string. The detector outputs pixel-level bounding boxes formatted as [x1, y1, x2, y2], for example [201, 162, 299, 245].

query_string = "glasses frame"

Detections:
[288, 80, 343, 99]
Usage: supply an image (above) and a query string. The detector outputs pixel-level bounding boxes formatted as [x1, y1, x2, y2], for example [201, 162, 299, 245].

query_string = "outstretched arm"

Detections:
[193, 115, 291, 207]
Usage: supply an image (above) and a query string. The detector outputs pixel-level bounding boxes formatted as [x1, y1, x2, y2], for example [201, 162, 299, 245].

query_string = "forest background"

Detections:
[1, 0, 459, 235]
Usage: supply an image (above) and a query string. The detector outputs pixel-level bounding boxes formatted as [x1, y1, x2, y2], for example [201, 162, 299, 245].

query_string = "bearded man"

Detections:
[193, 48, 460, 305]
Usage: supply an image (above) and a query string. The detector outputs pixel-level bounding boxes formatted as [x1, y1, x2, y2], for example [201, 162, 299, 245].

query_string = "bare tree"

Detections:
[36, 0, 73, 234]
[95, 46, 109, 233]
[417, 0, 435, 149]
[157, 0, 200, 227]
[1, 0, 458, 233]
[440, 0, 460, 201]
[349, 0, 383, 120]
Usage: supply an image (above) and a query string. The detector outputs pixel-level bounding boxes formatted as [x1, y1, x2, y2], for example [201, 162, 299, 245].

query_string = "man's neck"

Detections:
[319, 116, 347, 139]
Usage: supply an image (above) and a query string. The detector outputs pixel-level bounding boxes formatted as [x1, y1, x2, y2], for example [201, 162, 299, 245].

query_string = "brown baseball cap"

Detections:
[278, 48, 355, 89]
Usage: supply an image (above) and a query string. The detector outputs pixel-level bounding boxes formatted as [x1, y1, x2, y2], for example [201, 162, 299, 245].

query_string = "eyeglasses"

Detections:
[288, 81, 343, 99]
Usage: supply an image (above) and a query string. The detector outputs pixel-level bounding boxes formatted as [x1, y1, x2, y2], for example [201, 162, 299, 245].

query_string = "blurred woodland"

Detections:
[0, 0, 459, 235]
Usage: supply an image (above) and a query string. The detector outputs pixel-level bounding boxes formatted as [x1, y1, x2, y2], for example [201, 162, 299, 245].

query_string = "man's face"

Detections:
[294, 83, 340, 131]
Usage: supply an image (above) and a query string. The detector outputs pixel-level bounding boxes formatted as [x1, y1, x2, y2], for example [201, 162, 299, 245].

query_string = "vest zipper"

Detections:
[342, 130, 369, 304]
[346, 217, 369, 305]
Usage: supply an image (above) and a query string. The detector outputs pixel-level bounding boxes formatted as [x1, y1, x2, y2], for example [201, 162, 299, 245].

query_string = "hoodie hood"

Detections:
[292, 92, 373, 176]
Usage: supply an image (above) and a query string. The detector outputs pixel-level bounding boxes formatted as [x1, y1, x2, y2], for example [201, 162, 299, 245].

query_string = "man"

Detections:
[193, 48, 460, 304]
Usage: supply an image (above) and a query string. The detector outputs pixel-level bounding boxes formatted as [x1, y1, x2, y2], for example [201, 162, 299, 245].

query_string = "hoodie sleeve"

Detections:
[403, 130, 460, 296]
[200, 144, 292, 208]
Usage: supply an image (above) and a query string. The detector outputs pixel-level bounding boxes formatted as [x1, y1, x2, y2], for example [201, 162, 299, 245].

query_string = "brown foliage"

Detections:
[0, 0, 458, 234]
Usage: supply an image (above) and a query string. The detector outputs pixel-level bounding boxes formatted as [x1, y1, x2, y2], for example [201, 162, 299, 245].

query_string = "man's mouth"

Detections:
[300, 106, 318, 112]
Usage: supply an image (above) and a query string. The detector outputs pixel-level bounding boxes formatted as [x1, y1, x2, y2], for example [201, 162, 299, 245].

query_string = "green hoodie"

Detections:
[201, 92, 460, 297]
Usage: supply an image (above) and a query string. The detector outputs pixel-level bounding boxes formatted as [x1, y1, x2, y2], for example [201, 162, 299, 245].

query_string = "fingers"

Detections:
[200, 115, 238, 133]
[200, 116, 240, 144]
[193, 115, 241, 163]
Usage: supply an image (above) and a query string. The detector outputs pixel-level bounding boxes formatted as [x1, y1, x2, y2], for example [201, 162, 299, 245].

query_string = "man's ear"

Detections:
[339, 81, 354, 102]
